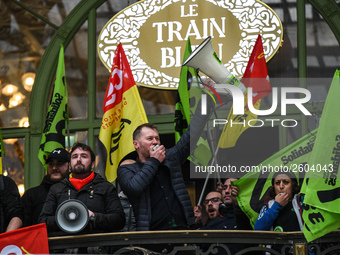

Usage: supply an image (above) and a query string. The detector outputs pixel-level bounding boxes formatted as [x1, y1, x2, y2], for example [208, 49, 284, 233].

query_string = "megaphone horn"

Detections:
[56, 199, 89, 234]
[182, 36, 246, 94]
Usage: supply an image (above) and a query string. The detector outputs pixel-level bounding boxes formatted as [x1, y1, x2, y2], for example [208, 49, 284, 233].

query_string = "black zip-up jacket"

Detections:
[0, 175, 23, 233]
[39, 172, 125, 236]
[22, 175, 54, 227]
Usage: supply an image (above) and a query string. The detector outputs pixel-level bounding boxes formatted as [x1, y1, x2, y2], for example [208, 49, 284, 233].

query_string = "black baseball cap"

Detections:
[46, 148, 70, 164]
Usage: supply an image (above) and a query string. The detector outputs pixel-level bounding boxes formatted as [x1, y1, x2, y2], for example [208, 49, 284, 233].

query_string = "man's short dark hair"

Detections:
[204, 190, 222, 200]
[70, 142, 95, 163]
[133, 123, 158, 141]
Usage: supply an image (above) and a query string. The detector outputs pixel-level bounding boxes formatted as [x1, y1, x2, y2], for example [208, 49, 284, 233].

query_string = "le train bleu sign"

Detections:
[98, 0, 283, 90]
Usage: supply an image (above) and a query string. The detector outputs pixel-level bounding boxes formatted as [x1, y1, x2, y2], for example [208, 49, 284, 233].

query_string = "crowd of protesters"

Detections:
[1, 89, 334, 255]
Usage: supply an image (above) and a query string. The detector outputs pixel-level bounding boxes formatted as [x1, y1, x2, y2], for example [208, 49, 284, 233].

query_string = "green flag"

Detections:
[174, 38, 212, 166]
[233, 129, 317, 228]
[38, 44, 69, 170]
[302, 206, 340, 242]
[302, 70, 340, 242]
[174, 38, 195, 141]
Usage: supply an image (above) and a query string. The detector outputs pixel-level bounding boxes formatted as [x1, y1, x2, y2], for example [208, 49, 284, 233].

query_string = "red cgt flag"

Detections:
[242, 34, 271, 105]
[0, 223, 49, 254]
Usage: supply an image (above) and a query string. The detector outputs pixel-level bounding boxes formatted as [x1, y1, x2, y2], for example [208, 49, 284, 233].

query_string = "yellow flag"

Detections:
[97, 43, 148, 182]
[218, 95, 261, 148]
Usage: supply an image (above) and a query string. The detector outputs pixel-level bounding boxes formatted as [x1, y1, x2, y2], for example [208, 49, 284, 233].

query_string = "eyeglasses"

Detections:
[203, 197, 221, 206]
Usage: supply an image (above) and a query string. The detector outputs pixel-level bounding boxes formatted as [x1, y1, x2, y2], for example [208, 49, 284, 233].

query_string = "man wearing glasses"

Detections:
[200, 191, 237, 230]
[194, 178, 239, 228]
[199, 190, 240, 255]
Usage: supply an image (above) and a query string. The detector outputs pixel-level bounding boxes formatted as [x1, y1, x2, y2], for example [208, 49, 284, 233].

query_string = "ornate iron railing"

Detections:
[48, 230, 340, 254]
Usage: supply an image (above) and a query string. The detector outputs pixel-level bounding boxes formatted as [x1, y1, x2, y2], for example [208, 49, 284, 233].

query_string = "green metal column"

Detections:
[297, 0, 308, 136]
[308, 0, 340, 44]
[87, 8, 97, 150]
[27, 0, 107, 189]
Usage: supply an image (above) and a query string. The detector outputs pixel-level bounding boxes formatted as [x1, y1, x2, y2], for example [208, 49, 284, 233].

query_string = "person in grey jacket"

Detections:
[39, 142, 125, 237]
[117, 92, 214, 231]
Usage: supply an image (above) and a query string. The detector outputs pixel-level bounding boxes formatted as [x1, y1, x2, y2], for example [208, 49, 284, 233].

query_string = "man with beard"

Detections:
[39, 142, 125, 238]
[22, 148, 70, 227]
[200, 191, 236, 230]
[194, 179, 239, 228]
[199, 191, 240, 255]
[219, 178, 252, 230]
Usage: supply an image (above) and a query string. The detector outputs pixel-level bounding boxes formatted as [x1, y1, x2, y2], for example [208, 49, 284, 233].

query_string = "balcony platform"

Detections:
[48, 229, 340, 254]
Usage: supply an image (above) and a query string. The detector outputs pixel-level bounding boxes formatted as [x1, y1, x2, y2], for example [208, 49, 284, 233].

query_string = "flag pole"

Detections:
[207, 123, 221, 185]
[197, 117, 221, 206]
[197, 147, 220, 205]
[196, 93, 223, 205]
[67, 124, 70, 151]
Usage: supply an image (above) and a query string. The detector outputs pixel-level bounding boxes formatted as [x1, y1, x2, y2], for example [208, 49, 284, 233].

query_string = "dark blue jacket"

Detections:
[200, 204, 237, 231]
[200, 204, 241, 255]
[117, 96, 214, 231]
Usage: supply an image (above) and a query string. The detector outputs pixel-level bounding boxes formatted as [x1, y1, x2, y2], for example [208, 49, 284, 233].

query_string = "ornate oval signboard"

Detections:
[98, 0, 283, 89]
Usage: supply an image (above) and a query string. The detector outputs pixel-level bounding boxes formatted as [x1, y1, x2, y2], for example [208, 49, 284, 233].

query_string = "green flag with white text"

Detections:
[38, 44, 69, 170]
[233, 129, 317, 228]
[302, 70, 340, 242]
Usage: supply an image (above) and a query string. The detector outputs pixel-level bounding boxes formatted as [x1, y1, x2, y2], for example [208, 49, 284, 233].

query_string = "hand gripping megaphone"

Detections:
[182, 36, 246, 95]
[55, 199, 89, 234]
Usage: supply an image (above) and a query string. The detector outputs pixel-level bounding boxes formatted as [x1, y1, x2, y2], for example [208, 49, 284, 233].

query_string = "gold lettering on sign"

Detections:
[98, 0, 283, 89]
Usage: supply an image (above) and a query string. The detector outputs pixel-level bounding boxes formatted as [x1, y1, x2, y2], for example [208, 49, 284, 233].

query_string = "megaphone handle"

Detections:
[88, 216, 96, 232]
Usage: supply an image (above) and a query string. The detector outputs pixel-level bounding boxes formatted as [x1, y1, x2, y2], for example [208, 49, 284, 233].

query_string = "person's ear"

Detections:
[133, 140, 139, 150]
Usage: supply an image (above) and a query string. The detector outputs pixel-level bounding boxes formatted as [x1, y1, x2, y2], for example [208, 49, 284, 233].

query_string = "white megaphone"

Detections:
[56, 199, 89, 234]
[182, 36, 246, 95]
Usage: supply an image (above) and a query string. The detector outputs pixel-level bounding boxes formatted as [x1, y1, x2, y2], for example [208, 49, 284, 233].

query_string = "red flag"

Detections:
[218, 34, 271, 148]
[102, 43, 136, 113]
[242, 34, 271, 105]
[0, 223, 49, 254]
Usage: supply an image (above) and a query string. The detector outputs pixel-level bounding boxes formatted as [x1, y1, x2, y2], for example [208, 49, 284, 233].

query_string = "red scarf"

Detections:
[69, 172, 95, 191]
